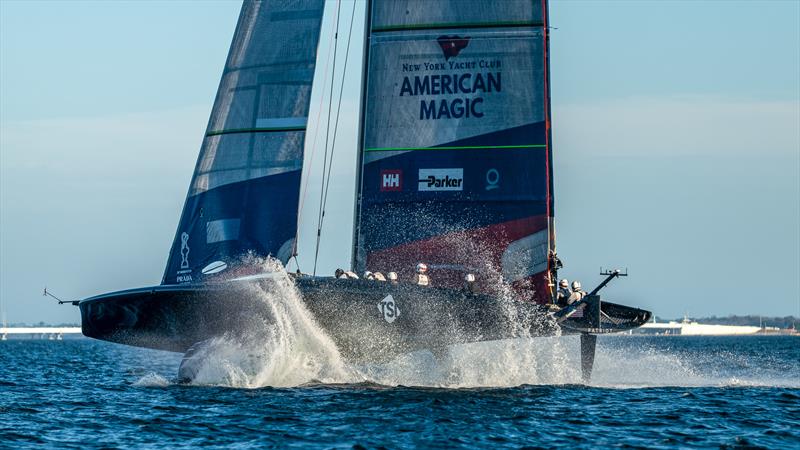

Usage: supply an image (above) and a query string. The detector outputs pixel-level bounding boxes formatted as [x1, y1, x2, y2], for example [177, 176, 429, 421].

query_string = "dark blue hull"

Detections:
[79, 275, 650, 363]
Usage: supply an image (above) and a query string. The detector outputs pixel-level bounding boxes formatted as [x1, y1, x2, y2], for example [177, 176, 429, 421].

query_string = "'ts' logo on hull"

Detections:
[378, 295, 401, 323]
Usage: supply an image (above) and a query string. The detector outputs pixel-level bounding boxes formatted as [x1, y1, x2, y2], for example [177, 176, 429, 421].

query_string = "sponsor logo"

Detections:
[378, 295, 401, 323]
[437, 35, 470, 60]
[180, 232, 190, 269]
[485, 168, 500, 191]
[176, 273, 193, 283]
[396, 36, 502, 121]
[201, 261, 228, 275]
[380, 169, 402, 191]
[177, 232, 192, 283]
[418, 168, 463, 191]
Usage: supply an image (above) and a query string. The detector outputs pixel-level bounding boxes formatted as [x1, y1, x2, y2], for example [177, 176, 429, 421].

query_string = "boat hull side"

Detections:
[79, 277, 649, 360]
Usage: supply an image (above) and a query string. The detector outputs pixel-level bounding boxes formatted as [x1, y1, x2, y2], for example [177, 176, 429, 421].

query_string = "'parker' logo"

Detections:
[378, 295, 400, 323]
[418, 168, 464, 191]
[437, 35, 470, 60]
[380, 170, 402, 191]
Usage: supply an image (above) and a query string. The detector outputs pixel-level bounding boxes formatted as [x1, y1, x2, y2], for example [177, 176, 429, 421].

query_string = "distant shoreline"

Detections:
[3, 315, 797, 329]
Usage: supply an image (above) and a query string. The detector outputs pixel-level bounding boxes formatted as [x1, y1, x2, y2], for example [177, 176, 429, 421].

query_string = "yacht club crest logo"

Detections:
[377, 295, 401, 323]
[436, 35, 470, 60]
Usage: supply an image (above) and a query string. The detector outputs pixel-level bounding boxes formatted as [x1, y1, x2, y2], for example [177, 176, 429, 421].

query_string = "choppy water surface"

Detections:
[1, 336, 798, 448]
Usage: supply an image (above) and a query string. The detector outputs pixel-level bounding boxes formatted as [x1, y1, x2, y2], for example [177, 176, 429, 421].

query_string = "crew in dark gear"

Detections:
[556, 279, 572, 307]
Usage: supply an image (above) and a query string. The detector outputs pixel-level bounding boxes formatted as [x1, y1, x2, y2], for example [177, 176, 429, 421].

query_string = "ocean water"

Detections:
[1, 335, 798, 449]
[1, 265, 798, 448]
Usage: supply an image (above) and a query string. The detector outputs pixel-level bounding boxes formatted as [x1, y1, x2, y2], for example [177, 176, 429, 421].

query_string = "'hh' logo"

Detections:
[437, 35, 470, 60]
[378, 295, 401, 323]
[380, 170, 402, 191]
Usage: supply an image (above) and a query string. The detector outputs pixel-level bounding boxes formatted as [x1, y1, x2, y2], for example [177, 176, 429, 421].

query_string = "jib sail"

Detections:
[163, 0, 325, 284]
[353, 0, 555, 302]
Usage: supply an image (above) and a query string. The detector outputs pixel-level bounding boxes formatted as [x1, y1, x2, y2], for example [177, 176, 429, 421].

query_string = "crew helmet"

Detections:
[572, 280, 582, 290]
[416, 263, 429, 274]
[559, 279, 569, 288]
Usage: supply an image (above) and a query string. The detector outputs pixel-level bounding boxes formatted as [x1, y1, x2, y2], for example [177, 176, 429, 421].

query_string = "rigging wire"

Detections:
[292, 0, 341, 273]
[312, 0, 342, 276]
[313, 0, 357, 276]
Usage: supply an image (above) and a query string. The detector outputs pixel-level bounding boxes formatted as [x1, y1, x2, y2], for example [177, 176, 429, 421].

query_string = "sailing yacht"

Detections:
[77, 0, 650, 382]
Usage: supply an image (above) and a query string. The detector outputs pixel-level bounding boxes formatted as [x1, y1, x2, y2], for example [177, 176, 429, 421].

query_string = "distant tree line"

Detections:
[5, 322, 81, 328]
[7, 317, 799, 329]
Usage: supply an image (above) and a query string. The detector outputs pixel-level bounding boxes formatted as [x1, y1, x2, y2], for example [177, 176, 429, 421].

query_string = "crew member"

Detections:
[413, 263, 430, 286]
[569, 280, 587, 303]
[548, 250, 563, 285]
[556, 279, 572, 307]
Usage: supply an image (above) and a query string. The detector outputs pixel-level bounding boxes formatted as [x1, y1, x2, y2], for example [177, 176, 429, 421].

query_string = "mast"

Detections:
[350, 0, 373, 272]
[543, 0, 556, 299]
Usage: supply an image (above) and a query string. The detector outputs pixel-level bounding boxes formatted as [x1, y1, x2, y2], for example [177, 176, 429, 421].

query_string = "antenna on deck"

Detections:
[599, 267, 628, 277]
[588, 268, 628, 297]
[43, 287, 79, 306]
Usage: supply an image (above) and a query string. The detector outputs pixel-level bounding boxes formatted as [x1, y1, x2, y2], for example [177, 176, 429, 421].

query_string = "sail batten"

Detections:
[365, 144, 545, 152]
[372, 21, 544, 33]
[206, 126, 307, 136]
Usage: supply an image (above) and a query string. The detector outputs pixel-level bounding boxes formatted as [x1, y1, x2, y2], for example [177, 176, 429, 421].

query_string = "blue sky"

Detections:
[1, 0, 798, 324]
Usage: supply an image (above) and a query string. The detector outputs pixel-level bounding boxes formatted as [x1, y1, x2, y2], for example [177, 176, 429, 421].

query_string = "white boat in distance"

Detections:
[634, 316, 770, 336]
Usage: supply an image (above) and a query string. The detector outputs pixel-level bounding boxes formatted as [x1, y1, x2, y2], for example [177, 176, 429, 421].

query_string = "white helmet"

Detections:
[559, 279, 569, 288]
[572, 280, 581, 290]
[416, 263, 429, 274]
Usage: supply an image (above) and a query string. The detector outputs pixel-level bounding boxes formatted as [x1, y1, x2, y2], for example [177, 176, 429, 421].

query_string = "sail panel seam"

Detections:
[206, 127, 306, 136]
[372, 21, 544, 33]
[365, 144, 545, 152]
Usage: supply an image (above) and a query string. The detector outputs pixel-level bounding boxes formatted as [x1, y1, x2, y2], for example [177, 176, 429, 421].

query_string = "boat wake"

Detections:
[135, 259, 798, 390]
[591, 338, 800, 389]
[176, 258, 357, 388]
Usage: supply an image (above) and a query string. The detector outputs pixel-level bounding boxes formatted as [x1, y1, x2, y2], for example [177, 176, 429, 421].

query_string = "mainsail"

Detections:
[353, 0, 555, 302]
[163, 0, 325, 284]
